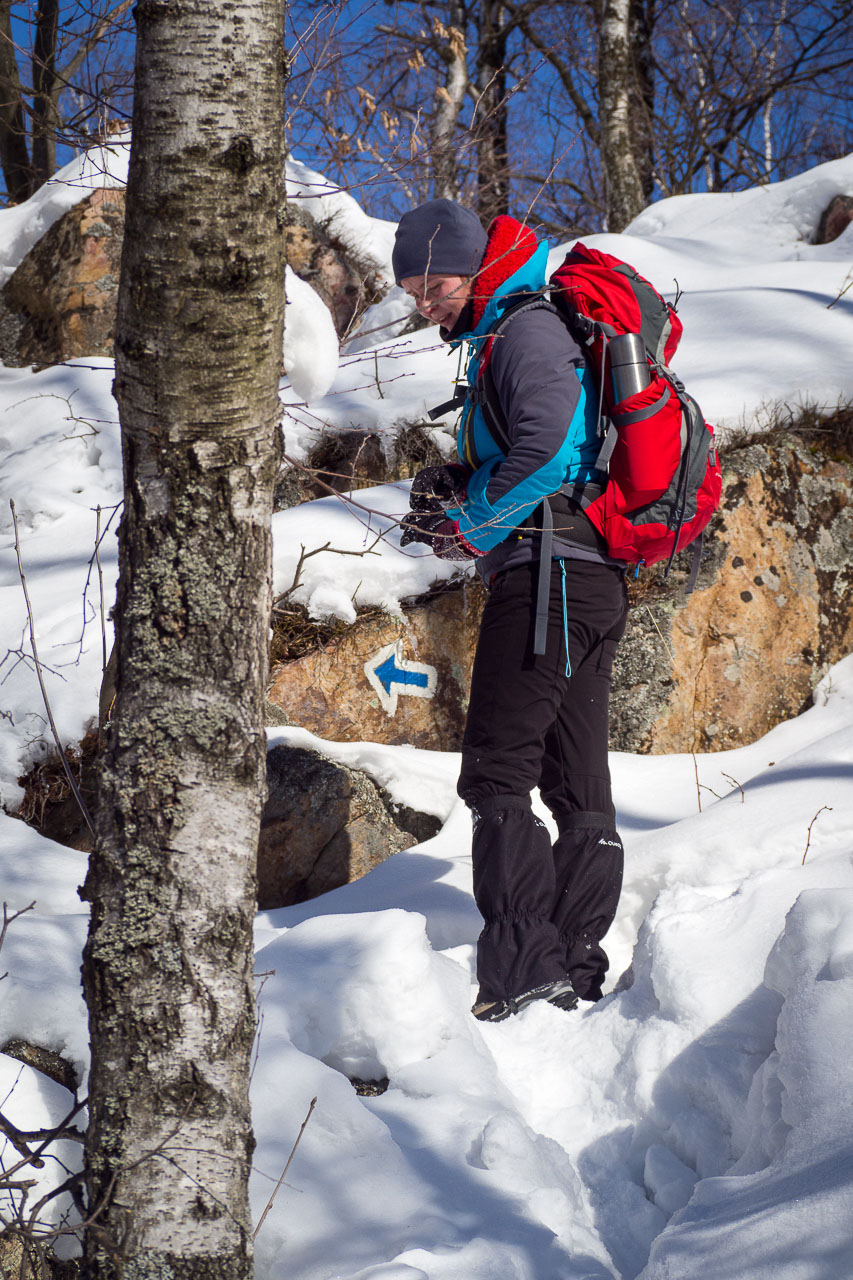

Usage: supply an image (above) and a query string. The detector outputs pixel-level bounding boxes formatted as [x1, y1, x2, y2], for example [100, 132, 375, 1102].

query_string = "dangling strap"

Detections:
[428, 387, 468, 420]
[685, 533, 704, 594]
[663, 398, 696, 579]
[559, 559, 572, 677]
[428, 342, 469, 420]
[533, 499, 554, 656]
[595, 331, 609, 440]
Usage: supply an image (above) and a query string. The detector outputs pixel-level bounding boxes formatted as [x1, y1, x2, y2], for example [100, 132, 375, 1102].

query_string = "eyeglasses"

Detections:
[402, 276, 467, 310]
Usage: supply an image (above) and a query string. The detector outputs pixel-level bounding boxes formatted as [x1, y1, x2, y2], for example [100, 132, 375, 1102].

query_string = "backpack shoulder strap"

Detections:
[476, 295, 559, 454]
[473, 295, 584, 658]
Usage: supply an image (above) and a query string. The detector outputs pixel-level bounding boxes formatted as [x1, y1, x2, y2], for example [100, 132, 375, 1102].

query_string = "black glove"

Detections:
[408, 463, 470, 513]
[399, 511, 479, 561]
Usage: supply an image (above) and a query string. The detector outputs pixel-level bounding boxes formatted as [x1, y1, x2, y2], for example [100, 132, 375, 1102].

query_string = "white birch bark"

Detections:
[599, 0, 646, 229]
[431, 5, 468, 201]
[81, 1, 286, 1276]
[762, 0, 788, 180]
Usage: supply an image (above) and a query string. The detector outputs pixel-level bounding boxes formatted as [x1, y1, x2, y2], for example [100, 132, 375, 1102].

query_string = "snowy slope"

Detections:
[1, 153, 853, 1277]
[2, 664, 851, 1277]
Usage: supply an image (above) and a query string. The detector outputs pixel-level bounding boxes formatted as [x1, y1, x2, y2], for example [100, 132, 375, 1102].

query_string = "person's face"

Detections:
[400, 273, 472, 330]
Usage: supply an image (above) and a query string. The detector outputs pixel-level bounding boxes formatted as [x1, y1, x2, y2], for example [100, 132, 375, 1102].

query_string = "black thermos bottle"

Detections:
[609, 332, 650, 403]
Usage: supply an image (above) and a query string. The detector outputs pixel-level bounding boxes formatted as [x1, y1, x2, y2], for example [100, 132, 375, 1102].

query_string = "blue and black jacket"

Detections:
[441, 217, 615, 581]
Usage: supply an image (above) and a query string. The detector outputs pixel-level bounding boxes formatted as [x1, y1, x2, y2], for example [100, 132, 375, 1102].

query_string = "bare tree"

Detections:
[598, 0, 646, 228]
[0, 0, 34, 201]
[430, 4, 469, 200]
[282, 0, 850, 236]
[473, 0, 511, 222]
[603, 0, 853, 201]
[288, 0, 530, 222]
[0, 0, 133, 203]
[79, 0, 286, 1275]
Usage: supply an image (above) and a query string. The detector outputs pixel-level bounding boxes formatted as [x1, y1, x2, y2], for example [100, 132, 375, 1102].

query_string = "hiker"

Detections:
[394, 199, 629, 1022]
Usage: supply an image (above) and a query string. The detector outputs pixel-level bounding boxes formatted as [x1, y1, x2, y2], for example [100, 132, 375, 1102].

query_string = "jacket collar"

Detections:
[441, 214, 549, 346]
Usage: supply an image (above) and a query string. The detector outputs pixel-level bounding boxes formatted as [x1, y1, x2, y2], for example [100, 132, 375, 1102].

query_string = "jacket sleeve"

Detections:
[454, 306, 594, 553]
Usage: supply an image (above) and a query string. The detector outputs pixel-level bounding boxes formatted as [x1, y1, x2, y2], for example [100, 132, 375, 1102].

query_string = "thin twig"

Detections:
[95, 506, 108, 675]
[0, 1111, 46, 1168]
[721, 772, 745, 802]
[645, 605, 675, 663]
[74, 501, 121, 664]
[373, 350, 385, 398]
[252, 1096, 317, 1241]
[0, 901, 36, 954]
[692, 752, 702, 813]
[273, 531, 386, 608]
[251, 970, 276, 1086]
[802, 806, 832, 864]
[9, 500, 95, 839]
[827, 268, 852, 309]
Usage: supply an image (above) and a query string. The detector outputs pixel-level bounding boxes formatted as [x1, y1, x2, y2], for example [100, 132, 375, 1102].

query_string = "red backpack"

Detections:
[549, 242, 722, 570]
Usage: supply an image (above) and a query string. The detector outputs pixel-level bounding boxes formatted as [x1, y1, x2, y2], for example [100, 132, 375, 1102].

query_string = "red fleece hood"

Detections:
[470, 215, 540, 328]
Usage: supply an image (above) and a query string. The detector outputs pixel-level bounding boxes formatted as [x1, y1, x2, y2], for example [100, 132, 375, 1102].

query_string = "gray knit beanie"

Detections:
[392, 199, 487, 284]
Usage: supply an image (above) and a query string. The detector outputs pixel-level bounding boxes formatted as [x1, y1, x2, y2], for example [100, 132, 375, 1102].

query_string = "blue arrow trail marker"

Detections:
[364, 640, 438, 716]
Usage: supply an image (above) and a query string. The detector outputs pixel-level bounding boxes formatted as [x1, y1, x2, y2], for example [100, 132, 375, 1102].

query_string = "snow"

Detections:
[283, 266, 341, 402]
[0, 360, 121, 805]
[285, 158, 397, 287]
[0, 136, 130, 290]
[270, 481, 465, 623]
[2, 151, 853, 1275]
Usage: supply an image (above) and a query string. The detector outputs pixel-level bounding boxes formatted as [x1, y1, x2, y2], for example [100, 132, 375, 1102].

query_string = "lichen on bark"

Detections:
[80, 2, 285, 1276]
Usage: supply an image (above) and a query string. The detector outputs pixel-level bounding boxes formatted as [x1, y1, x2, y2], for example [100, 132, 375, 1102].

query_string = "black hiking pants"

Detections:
[458, 558, 628, 1004]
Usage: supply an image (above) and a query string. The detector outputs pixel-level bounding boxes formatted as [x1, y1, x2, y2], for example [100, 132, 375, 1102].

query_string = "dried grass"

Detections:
[719, 397, 853, 462]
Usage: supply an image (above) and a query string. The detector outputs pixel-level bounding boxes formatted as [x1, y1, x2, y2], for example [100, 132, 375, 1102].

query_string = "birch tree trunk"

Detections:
[80, 1, 286, 1276]
[475, 0, 510, 225]
[598, 0, 645, 229]
[431, 4, 468, 201]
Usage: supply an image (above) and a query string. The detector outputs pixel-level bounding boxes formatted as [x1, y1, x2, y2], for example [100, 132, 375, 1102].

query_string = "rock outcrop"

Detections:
[0, 187, 381, 369]
[815, 194, 853, 245]
[258, 743, 431, 908]
[268, 432, 853, 756]
[16, 732, 436, 911]
[611, 431, 853, 752]
[284, 203, 386, 338]
[268, 577, 486, 749]
[0, 188, 125, 367]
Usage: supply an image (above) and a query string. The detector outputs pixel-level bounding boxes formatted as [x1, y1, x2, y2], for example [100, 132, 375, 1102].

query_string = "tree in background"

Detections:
[285, 0, 528, 215]
[0, 0, 133, 203]
[284, 0, 852, 233]
[79, 0, 286, 1275]
[428, 1, 468, 200]
[597, 0, 647, 229]
[650, 0, 853, 196]
[6, 0, 848, 225]
[486, 0, 853, 228]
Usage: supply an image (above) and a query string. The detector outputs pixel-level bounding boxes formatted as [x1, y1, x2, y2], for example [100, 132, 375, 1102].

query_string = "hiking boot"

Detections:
[472, 977, 578, 1022]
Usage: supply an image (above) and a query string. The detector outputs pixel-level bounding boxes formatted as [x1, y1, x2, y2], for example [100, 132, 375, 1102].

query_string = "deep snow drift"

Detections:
[1, 151, 853, 1278]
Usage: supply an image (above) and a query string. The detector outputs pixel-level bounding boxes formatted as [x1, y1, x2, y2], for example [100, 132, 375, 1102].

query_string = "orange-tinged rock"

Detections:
[268, 577, 486, 750]
[612, 435, 853, 752]
[0, 187, 125, 366]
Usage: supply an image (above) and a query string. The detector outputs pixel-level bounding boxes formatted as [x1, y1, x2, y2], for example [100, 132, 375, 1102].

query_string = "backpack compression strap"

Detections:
[475, 297, 572, 655]
[427, 296, 587, 657]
